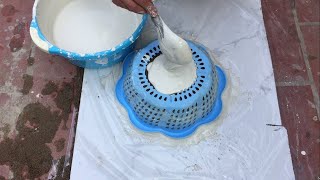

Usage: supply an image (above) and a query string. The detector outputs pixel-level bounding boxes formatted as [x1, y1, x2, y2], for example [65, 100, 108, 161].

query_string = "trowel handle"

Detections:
[139, 3, 164, 39]
[151, 16, 164, 39]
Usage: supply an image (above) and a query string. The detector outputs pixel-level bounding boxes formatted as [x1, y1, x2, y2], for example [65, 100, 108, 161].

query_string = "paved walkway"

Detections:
[0, 0, 82, 179]
[262, 0, 319, 179]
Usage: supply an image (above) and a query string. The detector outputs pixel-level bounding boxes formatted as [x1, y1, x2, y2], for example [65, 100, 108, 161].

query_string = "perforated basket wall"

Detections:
[116, 40, 226, 138]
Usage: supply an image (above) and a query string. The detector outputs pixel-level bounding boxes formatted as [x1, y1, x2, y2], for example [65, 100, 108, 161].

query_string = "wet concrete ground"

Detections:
[0, 0, 83, 179]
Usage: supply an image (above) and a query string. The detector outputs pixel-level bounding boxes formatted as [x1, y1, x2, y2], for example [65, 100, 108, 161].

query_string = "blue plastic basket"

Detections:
[116, 40, 226, 138]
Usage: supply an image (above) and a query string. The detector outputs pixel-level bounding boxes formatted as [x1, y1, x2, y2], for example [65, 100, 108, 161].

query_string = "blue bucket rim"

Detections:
[30, 2, 148, 60]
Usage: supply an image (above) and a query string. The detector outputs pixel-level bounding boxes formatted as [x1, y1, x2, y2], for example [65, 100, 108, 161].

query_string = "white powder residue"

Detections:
[53, 0, 141, 54]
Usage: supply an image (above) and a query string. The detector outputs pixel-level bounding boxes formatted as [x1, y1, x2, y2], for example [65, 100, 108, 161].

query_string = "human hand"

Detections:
[112, 0, 158, 17]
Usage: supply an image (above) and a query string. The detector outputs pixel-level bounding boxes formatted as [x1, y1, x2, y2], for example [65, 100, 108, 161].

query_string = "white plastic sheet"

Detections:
[71, 0, 295, 179]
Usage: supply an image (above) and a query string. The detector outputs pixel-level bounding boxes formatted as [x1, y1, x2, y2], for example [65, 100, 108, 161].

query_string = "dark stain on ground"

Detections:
[40, 81, 73, 129]
[51, 68, 83, 129]
[0, 44, 4, 50]
[51, 68, 83, 178]
[0, 68, 84, 179]
[27, 57, 35, 66]
[9, 22, 25, 52]
[6, 17, 12, 23]
[1, 5, 18, 17]
[0, 176, 5, 180]
[54, 138, 66, 152]
[13, 22, 25, 35]
[73, 68, 84, 109]
[0, 103, 62, 179]
[55, 82, 73, 123]
[48, 156, 71, 180]
[64, 152, 73, 180]
[306, 132, 311, 139]
[0, 123, 10, 139]
[59, 68, 83, 179]
[42, 81, 58, 95]
[41, 68, 83, 112]
[9, 35, 24, 52]
[21, 74, 33, 95]
[308, 55, 317, 61]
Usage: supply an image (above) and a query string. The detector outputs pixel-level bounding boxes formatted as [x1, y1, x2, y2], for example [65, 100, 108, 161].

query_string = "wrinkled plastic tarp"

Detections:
[71, 0, 295, 179]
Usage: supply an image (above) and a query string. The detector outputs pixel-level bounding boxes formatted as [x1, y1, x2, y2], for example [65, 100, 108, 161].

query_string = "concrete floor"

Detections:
[0, 0, 319, 179]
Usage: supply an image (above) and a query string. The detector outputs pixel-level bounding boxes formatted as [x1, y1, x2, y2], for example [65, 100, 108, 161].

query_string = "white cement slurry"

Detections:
[147, 54, 197, 94]
[147, 20, 197, 94]
[53, 0, 141, 54]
